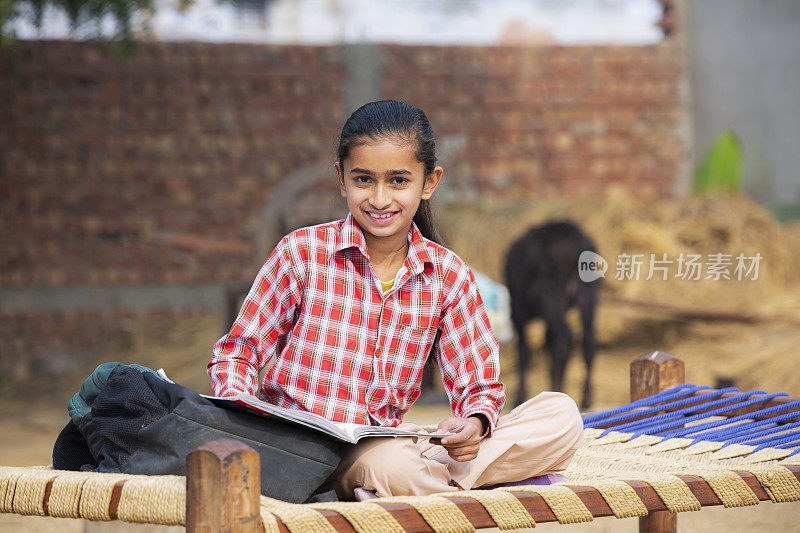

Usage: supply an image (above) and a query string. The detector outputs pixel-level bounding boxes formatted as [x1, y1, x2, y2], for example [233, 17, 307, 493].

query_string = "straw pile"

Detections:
[436, 190, 800, 409]
[438, 187, 800, 287]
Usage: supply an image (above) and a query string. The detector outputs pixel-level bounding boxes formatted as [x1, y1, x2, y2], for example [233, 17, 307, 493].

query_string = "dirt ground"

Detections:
[3, 193, 800, 531]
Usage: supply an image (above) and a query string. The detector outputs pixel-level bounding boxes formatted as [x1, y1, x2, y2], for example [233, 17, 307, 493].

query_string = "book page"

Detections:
[204, 393, 455, 443]
[329, 423, 436, 440]
[343, 424, 454, 440]
[203, 393, 352, 441]
[238, 395, 349, 437]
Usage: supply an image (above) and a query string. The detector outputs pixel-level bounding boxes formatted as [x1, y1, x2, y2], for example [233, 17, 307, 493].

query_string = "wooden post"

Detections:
[186, 438, 263, 533]
[630, 350, 685, 402]
[631, 351, 684, 533]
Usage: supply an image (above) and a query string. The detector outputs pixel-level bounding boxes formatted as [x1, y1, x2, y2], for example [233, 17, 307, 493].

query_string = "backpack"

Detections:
[53, 364, 343, 503]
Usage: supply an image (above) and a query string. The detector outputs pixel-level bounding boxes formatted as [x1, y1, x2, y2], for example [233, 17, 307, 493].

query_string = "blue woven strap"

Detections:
[723, 421, 800, 447]
[752, 433, 800, 453]
[616, 388, 742, 434]
[587, 384, 800, 456]
[692, 421, 777, 446]
[586, 386, 725, 430]
[706, 409, 800, 447]
[650, 393, 791, 439]
[599, 389, 761, 438]
[582, 384, 702, 427]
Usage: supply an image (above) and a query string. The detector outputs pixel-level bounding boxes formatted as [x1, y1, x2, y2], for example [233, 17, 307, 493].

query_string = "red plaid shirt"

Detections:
[208, 214, 505, 431]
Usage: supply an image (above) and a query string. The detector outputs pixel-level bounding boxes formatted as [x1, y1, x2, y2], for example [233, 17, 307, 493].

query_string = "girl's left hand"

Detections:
[433, 416, 485, 462]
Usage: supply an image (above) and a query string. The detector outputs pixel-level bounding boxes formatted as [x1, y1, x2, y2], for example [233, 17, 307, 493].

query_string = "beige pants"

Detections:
[334, 391, 584, 498]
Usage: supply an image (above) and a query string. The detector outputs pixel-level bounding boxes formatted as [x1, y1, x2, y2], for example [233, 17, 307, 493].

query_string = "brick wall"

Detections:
[381, 45, 686, 198]
[0, 38, 687, 382]
[1, 43, 344, 289]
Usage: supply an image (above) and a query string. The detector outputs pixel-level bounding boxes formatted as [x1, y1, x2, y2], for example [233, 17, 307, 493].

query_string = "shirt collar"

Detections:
[333, 213, 435, 277]
[334, 212, 371, 260]
[405, 219, 435, 277]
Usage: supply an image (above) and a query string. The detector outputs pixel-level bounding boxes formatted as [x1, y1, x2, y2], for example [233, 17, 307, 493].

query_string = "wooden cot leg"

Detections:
[186, 438, 264, 533]
[631, 351, 684, 533]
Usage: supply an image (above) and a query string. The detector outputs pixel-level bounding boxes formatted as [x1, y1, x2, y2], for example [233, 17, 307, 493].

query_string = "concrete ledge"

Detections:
[0, 284, 228, 314]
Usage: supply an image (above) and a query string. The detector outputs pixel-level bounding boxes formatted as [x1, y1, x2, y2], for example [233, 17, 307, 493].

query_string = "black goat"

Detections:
[504, 221, 600, 409]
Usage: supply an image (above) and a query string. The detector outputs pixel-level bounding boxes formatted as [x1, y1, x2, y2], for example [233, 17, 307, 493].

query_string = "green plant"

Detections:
[0, 0, 193, 56]
[692, 130, 742, 195]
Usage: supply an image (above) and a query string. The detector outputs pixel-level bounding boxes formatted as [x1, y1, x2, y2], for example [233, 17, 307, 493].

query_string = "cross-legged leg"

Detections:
[447, 391, 584, 490]
[333, 424, 456, 498]
[334, 392, 583, 497]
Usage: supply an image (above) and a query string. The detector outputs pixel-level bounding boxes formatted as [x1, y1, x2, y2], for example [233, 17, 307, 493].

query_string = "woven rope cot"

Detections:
[2, 352, 799, 532]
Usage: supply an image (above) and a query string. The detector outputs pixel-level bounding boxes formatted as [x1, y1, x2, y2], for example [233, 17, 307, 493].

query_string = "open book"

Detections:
[202, 392, 454, 444]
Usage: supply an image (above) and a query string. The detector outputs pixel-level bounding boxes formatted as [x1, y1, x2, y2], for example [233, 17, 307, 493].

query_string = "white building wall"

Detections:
[14, 0, 664, 45]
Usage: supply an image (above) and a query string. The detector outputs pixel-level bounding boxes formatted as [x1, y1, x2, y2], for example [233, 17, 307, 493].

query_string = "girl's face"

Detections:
[336, 137, 442, 247]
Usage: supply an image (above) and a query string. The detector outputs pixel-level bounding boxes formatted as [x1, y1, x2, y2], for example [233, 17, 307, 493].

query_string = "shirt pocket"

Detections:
[396, 312, 437, 354]
[384, 314, 435, 392]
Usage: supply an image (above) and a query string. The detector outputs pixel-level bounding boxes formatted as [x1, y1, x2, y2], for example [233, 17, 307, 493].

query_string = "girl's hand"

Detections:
[433, 416, 486, 462]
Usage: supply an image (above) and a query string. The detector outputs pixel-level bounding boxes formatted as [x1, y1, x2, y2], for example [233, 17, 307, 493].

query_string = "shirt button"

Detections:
[375, 349, 381, 357]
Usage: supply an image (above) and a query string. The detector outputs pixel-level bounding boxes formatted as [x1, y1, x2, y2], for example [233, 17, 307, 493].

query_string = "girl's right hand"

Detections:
[433, 416, 484, 462]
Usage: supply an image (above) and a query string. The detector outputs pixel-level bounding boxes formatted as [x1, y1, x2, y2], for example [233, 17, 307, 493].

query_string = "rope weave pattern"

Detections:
[47, 471, 91, 518]
[308, 501, 406, 533]
[0, 467, 182, 525]
[260, 496, 336, 533]
[11, 468, 58, 516]
[0, 467, 24, 513]
[572, 427, 800, 510]
[2, 423, 800, 531]
[116, 475, 185, 524]
[690, 468, 759, 507]
[497, 484, 594, 524]
[585, 478, 649, 518]
[78, 473, 131, 521]
[375, 495, 475, 533]
[738, 465, 800, 503]
[432, 489, 537, 530]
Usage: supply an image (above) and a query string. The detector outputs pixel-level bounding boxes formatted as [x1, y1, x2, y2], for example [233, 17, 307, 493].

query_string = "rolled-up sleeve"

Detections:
[207, 235, 303, 397]
[435, 267, 506, 435]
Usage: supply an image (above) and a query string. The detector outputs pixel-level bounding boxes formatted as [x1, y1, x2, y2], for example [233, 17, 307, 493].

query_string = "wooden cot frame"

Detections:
[186, 351, 800, 533]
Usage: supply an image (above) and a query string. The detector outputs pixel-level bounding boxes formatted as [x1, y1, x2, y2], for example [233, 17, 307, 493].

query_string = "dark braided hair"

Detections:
[337, 100, 442, 244]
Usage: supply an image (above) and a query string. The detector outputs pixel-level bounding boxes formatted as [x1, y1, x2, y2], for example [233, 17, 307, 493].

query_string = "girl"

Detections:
[208, 100, 583, 498]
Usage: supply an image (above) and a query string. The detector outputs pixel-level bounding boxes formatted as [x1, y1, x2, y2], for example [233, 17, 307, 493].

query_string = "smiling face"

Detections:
[336, 136, 442, 251]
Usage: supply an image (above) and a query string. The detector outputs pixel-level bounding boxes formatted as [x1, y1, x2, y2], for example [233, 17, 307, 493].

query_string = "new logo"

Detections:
[578, 251, 608, 282]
